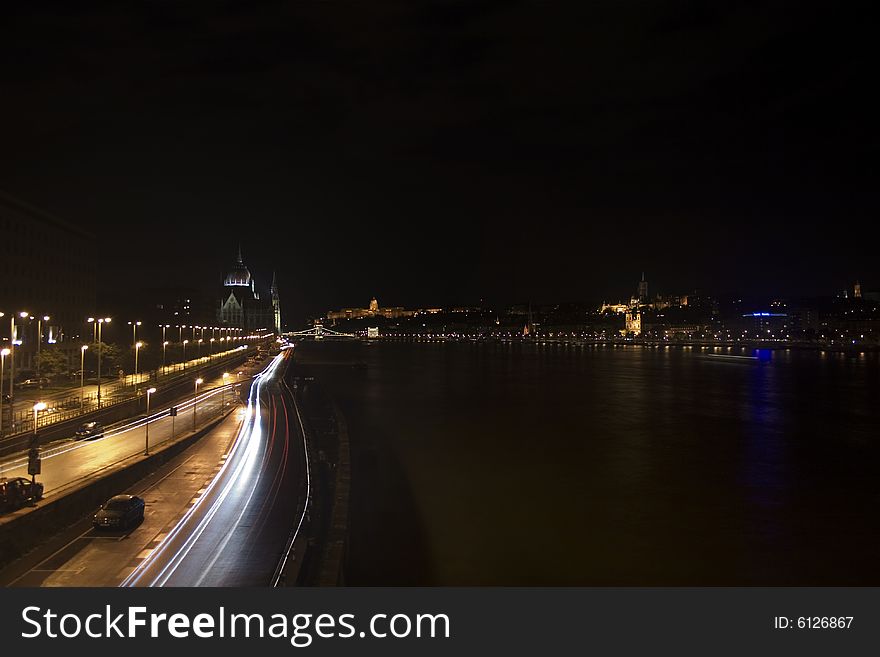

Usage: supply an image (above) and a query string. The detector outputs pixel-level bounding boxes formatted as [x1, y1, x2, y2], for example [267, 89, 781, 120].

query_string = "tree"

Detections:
[34, 347, 69, 378]
[88, 342, 122, 374]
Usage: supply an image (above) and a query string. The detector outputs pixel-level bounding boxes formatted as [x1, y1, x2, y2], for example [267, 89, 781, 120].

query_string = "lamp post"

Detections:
[128, 320, 141, 349]
[161, 324, 170, 370]
[193, 378, 203, 430]
[32, 401, 46, 438]
[31, 401, 47, 489]
[145, 387, 157, 455]
[182, 340, 188, 370]
[36, 315, 49, 388]
[197, 338, 203, 358]
[80, 345, 88, 410]
[0, 347, 9, 436]
[134, 341, 143, 383]
[88, 317, 112, 404]
[10, 312, 29, 431]
[210, 337, 215, 358]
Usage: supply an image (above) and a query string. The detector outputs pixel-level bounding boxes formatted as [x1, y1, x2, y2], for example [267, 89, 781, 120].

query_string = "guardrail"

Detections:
[0, 382, 243, 478]
[4, 346, 255, 436]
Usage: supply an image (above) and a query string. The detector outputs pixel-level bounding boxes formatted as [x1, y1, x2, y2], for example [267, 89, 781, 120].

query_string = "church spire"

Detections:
[236, 243, 244, 265]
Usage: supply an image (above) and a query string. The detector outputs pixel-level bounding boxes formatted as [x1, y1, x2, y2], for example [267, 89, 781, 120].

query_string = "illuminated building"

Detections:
[600, 302, 629, 314]
[638, 272, 648, 304]
[217, 246, 280, 332]
[326, 297, 416, 323]
[625, 305, 642, 335]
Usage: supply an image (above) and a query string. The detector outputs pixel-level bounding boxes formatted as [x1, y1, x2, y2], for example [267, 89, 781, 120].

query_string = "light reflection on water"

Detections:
[294, 341, 880, 585]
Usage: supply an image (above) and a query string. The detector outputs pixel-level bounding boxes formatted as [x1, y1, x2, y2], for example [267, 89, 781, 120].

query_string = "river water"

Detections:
[293, 341, 880, 585]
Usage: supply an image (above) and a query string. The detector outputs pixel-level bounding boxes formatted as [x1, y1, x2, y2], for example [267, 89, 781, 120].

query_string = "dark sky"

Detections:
[1, 1, 876, 321]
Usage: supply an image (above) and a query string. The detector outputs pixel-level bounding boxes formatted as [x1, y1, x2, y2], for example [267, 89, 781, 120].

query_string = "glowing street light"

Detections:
[0, 347, 9, 435]
[162, 341, 169, 369]
[80, 345, 88, 410]
[182, 339, 189, 370]
[128, 320, 142, 349]
[134, 341, 144, 382]
[145, 387, 157, 455]
[32, 401, 47, 435]
[9, 312, 30, 428]
[36, 315, 50, 387]
[88, 317, 112, 404]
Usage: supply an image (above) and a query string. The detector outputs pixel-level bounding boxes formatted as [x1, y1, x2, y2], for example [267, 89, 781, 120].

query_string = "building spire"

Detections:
[236, 243, 243, 264]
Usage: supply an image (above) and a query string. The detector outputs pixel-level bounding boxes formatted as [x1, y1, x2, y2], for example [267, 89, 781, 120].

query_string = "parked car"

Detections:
[0, 477, 44, 511]
[16, 377, 50, 389]
[70, 369, 96, 380]
[75, 421, 104, 440]
[92, 495, 145, 529]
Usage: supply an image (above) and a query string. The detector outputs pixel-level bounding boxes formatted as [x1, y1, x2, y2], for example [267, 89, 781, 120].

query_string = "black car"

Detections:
[75, 421, 104, 440]
[93, 495, 145, 529]
[0, 477, 44, 511]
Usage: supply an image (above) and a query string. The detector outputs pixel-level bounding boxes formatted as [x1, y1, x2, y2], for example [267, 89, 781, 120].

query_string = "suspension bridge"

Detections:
[284, 325, 358, 340]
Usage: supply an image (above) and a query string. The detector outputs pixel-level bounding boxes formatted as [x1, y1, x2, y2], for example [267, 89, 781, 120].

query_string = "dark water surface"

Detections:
[293, 342, 880, 585]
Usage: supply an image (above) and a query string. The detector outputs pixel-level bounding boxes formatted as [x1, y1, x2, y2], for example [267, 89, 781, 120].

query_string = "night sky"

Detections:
[1, 1, 876, 322]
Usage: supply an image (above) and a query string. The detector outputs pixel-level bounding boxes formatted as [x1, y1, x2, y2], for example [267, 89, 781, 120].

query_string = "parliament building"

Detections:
[217, 246, 281, 333]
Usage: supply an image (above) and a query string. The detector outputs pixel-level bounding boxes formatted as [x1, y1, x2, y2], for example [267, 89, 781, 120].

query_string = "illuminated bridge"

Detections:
[285, 325, 358, 340]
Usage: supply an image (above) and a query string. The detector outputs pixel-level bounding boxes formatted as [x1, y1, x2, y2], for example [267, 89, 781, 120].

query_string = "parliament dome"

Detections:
[224, 246, 252, 287]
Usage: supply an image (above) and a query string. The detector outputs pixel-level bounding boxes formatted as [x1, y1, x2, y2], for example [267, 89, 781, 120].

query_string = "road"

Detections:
[2, 347, 248, 435]
[123, 348, 308, 586]
[0, 410, 244, 586]
[0, 371, 237, 496]
[2, 347, 309, 587]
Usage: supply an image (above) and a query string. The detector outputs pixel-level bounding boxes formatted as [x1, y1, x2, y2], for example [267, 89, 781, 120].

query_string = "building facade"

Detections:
[217, 246, 281, 333]
[326, 297, 416, 323]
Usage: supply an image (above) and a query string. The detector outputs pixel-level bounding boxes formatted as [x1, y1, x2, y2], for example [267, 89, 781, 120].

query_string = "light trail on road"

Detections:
[121, 350, 299, 587]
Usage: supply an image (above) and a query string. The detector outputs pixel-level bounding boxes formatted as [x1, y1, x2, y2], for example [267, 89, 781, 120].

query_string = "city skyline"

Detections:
[1, 3, 877, 319]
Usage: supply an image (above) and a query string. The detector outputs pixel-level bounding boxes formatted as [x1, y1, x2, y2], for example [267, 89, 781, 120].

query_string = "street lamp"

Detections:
[160, 325, 170, 369]
[193, 378, 203, 430]
[88, 317, 112, 404]
[7, 311, 29, 431]
[33, 401, 47, 436]
[80, 345, 88, 410]
[197, 338, 203, 358]
[36, 315, 50, 387]
[145, 387, 157, 455]
[31, 401, 48, 489]
[0, 347, 9, 435]
[134, 341, 143, 382]
[182, 340, 189, 369]
[210, 337, 215, 357]
[128, 320, 142, 349]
